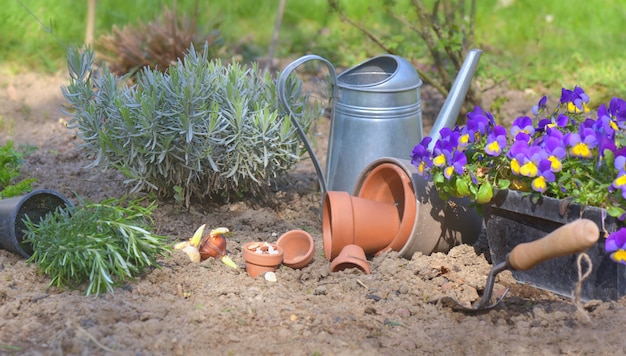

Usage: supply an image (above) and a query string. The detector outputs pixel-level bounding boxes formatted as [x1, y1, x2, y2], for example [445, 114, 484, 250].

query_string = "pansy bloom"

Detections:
[541, 133, 566, 172]
[510, 116, 535, 142]
[609, 96, 626, 127]
[532, 95, 548, 116]
[465, 106, 492, 139]
[612, 169, 626, 199]
[411, 86, 626, 252]
[485, 125, 507, 156]
[443, 150, 467, 179]
[411, 136, 433, 176]
[531, 159, 555, 193]
[566, 125, 598, 158]
[560, 86, 590, 113]
[605, 228, 626, 265]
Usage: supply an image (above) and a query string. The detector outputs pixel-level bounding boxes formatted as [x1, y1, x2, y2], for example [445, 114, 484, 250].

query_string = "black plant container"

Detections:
[0, 189, 73, 258]
[484, 189, 626, 302]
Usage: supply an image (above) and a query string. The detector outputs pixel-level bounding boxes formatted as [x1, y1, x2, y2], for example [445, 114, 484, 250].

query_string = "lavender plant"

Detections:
[62, 44, 318, 205]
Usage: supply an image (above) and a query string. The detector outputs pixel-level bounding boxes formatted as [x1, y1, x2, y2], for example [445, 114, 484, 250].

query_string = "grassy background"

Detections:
[2, 0, 626, 101]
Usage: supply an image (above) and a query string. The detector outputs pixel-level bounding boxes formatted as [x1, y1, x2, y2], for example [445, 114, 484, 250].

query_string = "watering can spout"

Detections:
[427, 49, 482, 150]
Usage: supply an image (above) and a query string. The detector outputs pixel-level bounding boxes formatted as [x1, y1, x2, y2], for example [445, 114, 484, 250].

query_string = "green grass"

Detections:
[474, 0, 626, 100]
[3, 0, 626, 100]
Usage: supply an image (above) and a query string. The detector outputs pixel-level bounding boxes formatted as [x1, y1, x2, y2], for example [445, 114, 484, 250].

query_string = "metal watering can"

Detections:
[277, 49, 482, 197]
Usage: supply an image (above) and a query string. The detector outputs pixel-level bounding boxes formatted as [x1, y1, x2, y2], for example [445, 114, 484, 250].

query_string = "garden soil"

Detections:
[0, 69, 625, 355]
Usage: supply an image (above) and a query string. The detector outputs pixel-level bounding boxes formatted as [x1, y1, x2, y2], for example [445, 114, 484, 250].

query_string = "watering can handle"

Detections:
[277, 55, 338, 198]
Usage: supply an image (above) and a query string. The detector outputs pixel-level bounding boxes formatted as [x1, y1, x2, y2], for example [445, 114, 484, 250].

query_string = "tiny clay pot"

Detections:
[276, 229, 315, 269]
[329, 244, 370, 274]
[242, 242, 284, 278]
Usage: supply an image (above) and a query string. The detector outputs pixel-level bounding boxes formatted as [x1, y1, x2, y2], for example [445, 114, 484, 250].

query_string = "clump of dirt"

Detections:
[0, 70, 624, 355]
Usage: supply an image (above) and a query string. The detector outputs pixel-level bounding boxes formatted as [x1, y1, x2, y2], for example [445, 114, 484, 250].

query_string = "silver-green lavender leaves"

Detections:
[62, 44, 319, 205]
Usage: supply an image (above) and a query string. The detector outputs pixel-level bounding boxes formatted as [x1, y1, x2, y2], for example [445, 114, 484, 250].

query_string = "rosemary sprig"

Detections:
[23, 197, 171, 296]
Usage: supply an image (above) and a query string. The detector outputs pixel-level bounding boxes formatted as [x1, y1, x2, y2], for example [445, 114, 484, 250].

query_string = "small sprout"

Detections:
[221, 255, 238, 269]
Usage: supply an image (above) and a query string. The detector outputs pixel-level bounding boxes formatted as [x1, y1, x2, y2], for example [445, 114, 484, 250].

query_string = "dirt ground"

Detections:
[0, 68, 625, 355]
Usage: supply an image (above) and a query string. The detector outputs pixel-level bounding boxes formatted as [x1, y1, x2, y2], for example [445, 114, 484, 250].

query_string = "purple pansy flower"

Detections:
[531, 159, 556, 193]
[566, 125, 598, 158]
[443, 150, 467, 179]
[538, 113, 570, 131]
[605, 228, 626, 265]
[510, 116, 535, 142]
[609, 97, 626, 126]
[542, 135, 566, 172]
[411, 137, 433, 176]
[485, 125, 507, 156]
[532, 95, 548, 116]
[465, 106, 495, 138]
[612, 170, 626, 200]
[560, 86, 590, 112]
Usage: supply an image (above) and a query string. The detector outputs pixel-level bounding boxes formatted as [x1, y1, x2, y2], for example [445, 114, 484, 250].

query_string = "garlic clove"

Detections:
[174, 241, 189, 250]
[182, 244, 201, 263]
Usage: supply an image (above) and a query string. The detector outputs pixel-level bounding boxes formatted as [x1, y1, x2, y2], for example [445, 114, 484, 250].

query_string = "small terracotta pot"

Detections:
[276, 230, 315, 269]
[242, 242, 284, 278]
[329, 244, 370, 274]
[323, 191, 401, 261]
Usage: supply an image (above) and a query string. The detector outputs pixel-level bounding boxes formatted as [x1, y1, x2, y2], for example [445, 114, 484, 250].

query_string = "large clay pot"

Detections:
[322, 157, 483, 260]
[323, 191, 401, 261]
[355, 157, 483, 257]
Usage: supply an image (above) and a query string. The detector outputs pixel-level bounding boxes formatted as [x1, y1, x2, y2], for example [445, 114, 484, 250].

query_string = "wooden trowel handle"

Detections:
[507, 219, 600, 271]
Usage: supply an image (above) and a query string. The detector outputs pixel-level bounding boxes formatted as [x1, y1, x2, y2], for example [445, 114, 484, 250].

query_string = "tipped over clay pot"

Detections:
[354, 157, 483, 257]
[242, 242, 284, 278]
[323, 157, 483, 261]
[276, 230, 315, 269]
[329, 244, 370, 274]
[322, 159, 416, 261]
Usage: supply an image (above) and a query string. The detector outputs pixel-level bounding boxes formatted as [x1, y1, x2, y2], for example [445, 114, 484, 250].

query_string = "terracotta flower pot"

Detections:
[322, 157, 483, 260]
[242, 242, 284, 278]
[354, 157, 483, 257]
[276, 230, 315, 269]
[329, 244, 370, 274]
[323, 191, 401, 261]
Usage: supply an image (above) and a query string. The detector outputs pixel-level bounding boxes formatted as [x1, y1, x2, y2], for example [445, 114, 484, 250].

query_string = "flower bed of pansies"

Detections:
[411, 86, 626, 265]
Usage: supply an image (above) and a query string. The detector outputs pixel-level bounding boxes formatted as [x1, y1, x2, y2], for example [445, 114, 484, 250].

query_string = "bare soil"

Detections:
[0, 69, 624, 355]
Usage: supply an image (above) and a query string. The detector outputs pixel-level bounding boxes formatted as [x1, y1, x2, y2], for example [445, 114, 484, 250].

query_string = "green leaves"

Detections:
[63, 45, 319, 205]
[0, 141, 35, 198]
[475, 181, 494, 204]
[23, 197, 170, 296]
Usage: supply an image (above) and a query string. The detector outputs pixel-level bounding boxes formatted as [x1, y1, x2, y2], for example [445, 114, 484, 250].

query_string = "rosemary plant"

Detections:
[62, 44, 318, 205]
[23, 197, 170, 296]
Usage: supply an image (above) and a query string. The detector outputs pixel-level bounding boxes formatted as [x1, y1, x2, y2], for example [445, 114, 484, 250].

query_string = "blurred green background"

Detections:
[2, 0, 626, 100]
